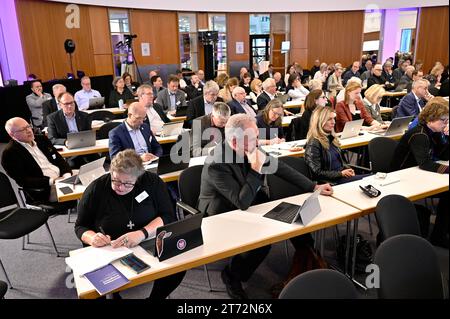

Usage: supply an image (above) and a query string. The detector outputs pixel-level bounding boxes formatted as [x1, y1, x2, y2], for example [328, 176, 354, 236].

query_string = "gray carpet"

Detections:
[0, 144, 448, 299]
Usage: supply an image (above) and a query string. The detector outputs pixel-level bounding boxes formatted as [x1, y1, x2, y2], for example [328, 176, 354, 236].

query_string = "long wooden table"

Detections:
[69, 192, 361, 299]
[84, 107, 126, 115]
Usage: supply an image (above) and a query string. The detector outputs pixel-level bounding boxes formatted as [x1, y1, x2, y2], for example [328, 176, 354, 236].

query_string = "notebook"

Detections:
[263, 188, 321, 225]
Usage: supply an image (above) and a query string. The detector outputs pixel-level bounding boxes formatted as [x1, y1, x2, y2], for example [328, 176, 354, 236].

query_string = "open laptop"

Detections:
[139, 213, 204, 261]
[88, 97, 105, 110]
[175, 105, 188, 117]
[58, 157, 106, 186]
[145, 154, 189, 175]
[263, 188, 321, 225]
[66, 130, 96, 149]
[338, 119, 364, 139]
[371, 115, 414, 136]
[159, 121, 184, 137]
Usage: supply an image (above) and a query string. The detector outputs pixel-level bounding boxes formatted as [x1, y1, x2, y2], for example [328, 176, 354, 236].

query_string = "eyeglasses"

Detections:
[272, 110, 284, 117]
[13, 125, 32, 133]
[439, 117, 449, 123]
[111, 179, 135, 188]
[61, 101, 75, 107]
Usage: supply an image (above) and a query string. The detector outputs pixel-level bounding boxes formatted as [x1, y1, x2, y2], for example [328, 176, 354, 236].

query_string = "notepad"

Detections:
[85, 264, 130, 296]
[66, 245, 132, 277]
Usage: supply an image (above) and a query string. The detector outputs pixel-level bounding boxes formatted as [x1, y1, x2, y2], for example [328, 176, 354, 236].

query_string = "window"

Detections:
[249, 14, 270, 35]
[178, 13, 198, 71]
[398, 9, 418, 54]
[109, 9, 133, 77]
[208, 14, 227, 72]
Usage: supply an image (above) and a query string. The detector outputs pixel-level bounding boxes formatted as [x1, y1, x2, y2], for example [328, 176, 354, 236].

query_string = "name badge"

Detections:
[176, 101, 181, 106]
[135, 191, 149, 203]
[52, 154, 56, 159]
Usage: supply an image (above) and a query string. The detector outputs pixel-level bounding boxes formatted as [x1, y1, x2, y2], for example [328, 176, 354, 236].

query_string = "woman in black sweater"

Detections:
[108, 76, 134, 108]
[255, 99, 285, 145]
[391, 97, 449, 248]
[75, 149, 185, 298]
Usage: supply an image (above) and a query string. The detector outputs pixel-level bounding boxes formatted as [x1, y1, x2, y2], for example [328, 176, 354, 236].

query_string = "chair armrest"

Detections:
[176, 201, 199, 216]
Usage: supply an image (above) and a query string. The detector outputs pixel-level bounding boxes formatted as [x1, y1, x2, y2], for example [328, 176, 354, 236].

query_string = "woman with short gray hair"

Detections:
[108, 76, 134, 108]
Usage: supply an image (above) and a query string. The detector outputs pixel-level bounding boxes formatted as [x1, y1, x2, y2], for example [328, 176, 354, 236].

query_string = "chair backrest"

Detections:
[267, 157, 311, 200]
[279, 269, 358, 299]
[374, 234, 443, 299]
[96, 121, 122, 139]
[290, 117, 307, 141]
[178, 165, 203, 208]
[375, 195, 421, 243]
[0, 172, 19, 209]
[368, 137, 398, 173]
[88, 110, 115, 122]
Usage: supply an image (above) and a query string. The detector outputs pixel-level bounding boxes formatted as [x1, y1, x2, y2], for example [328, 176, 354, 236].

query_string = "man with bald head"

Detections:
[108, 102, 162, 160]
[2, 117, 72, 202]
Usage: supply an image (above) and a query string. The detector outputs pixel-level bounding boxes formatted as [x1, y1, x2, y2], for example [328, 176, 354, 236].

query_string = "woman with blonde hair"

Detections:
[327, 66, 344, 98]
[215, 72, 229, 89]
[218, 77, 239, 103]
[249, 78, 263, 104]
[363, 84, 388, 123]
[305, 107, 367, 184]
[256, 99, 286, 145]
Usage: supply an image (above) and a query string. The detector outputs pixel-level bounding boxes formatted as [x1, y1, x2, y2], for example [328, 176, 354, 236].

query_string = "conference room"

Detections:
[0, 0, 448, 306]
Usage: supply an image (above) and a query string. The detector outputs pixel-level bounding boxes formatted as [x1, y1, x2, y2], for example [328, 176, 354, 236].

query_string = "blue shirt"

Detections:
[169, 91, 177, 110]
[74, 89, 101, 110]
[125, 121, 149, 155]
[64, 114, 78, 133]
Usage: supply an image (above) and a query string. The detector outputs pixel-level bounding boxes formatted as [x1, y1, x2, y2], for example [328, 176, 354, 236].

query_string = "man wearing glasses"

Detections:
[109, 102, 163, 161]
[257, 78, 277, 111]
[185, 80, 222, 128]
[2, 117, 72, 202]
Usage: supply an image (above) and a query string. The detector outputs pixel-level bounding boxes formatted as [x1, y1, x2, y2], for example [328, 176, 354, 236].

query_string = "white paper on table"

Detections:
[189, 156, 207, 167]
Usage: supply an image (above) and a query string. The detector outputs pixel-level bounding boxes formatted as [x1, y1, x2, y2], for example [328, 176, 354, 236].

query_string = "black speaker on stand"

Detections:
[198, 31, 218, 81]
[64, 39, 76, 76]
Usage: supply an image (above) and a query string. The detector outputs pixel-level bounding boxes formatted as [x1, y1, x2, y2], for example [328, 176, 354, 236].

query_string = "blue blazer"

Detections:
[108, 122, 163, 159]
[227, 99, 256, 116]
[396, 92, 425, 118]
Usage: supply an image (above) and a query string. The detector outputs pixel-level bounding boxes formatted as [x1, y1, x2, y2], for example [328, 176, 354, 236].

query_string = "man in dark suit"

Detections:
[249, 63, 260, 80]
[47, 92, 92, 145]
[257, 78, 277, 111]
[2, 117, 72, 202]
[274, 72, 286, 92]
[258, 64, 274, 82]
[42, 84, 66, 127]
[156, 75, 187, 115]
[228, 86, 256, 116]
[109, 102, 163, 160]
[395, 65, 415, 92]
[192, 102, 230, 157]
[185, 80, 221, 128]
[396, 79, 434, 118]
[137, 84, 170, 134]
[197, 114, 333, 299]
[184, 74, 204, 101]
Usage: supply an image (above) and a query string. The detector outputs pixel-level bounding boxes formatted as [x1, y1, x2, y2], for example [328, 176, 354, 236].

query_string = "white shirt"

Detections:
[18, 140, 60, 185]
[314, 71, 327, 83]
[179, 78, 187, 89]
[264, 91, 275, 100]
[146, 106, 164, 133]
[288, 86, 310, 101]
[74, 89, 101, 110]
[412, 92, 424, 112]
[204, 98, 214, 115]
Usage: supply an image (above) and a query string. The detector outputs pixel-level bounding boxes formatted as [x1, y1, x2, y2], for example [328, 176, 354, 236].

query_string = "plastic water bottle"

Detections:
[118, 99, 124, 109]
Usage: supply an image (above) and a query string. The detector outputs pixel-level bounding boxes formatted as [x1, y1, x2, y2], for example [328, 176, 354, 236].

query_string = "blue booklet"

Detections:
[84, 264, 130, 296]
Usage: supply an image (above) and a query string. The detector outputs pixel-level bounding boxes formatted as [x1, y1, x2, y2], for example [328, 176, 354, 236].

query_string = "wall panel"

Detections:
[227, 13, 249, 63]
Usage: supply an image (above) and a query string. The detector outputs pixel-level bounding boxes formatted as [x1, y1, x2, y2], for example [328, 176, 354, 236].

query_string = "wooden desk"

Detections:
[383, 90, 407, 98]
[84, 107, 126, 115]
[283, 100, 304, 109]
[56, 169, 184, 202]
[91, 119, 124, 131]
[167, 114, 187, 122]
[57, 139, 109, 158]
[331, 166, 449, 215]
[69, 193, 361, 299]
[380, 107, 392, 114]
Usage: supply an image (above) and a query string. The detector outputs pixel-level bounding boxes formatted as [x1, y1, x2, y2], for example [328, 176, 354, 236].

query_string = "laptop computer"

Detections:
[88, 97, 105, 110]
[371, 115, 414, 136]
[175, 105, 188, 117]
[66, 130, 96, 149]
[159, 121, 184, 137]
[338, 119, 364, 139]
[59, 157, 106, 186]
[139, 213, 204, 261]
[145, 154, 189, 175]
[263, 188, 321, 225]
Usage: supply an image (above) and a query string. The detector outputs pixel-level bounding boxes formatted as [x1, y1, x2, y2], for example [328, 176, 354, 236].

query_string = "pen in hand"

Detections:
[98, 226, 111, 246]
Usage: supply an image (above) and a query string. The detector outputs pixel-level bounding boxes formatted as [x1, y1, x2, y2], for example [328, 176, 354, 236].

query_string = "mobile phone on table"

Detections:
[120, 253, 150, 274]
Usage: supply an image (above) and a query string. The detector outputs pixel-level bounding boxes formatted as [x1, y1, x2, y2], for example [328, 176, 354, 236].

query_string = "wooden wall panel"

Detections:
[130, 10, 180, 66]
[89, 6, 112, 55]
[197, 13, 209, 30]
[415, 6, 449, 73]
[227, 13, 249, 62]
[363, 31, 380, 42]
[94, 54, 114, 76]
[290, 13, 308, 68]
[307, 11, 364, 69]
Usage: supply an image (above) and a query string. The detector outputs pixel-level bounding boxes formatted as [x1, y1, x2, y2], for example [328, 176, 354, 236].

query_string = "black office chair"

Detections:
[0, 280, 7, 298]
[375, 195, 421, 246]
[88, 110, 115, 122]
[368, 137, 398, 173]
[96, 121, 121, 140]
[374, 234, 444, 299]
[0, 172, 60, 288]
[279, 269, 358, 299]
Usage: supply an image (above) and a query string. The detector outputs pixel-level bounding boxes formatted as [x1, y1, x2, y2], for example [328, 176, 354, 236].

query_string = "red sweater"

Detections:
[335, 99, 374, 132]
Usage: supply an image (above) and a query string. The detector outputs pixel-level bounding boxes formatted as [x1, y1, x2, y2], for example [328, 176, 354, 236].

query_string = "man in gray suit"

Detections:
[192, 102, 230, 157]
[26, 80, 52, 128]
[156, 74, 187, 115]
[198, 113, 333, 299]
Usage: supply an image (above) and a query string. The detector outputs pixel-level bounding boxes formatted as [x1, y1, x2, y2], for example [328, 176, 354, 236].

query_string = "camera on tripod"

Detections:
[116, 34, 137, 48]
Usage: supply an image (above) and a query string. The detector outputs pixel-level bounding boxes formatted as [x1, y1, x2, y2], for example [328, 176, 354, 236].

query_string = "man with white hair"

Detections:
[185, 80, 222, 128]
[192, 102, 231, 157]
[342, 61, 361, 86]
[228, 86, 256, 116]
[198, 113, 333, 299]
[396, 79, 434, 118]
[2, 117, 72, 202]
[42, 84, 67, 127]
[257, 78, 277, 111]
[273, 72, 286, 92]
[74, 76, 102, 111]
